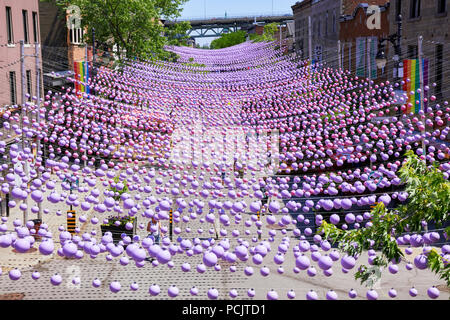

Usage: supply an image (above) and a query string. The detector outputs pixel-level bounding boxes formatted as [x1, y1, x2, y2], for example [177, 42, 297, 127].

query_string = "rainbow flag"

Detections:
[73, 61, 90, 94]
[403, 59, 428, 114]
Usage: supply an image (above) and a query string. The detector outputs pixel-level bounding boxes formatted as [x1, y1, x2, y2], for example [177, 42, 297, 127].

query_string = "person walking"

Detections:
[147, 217, 161, 245]
[145, 218, 161, 262]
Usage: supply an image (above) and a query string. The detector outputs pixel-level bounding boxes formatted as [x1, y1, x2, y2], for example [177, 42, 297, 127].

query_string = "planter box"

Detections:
[101, 219, 136, 245]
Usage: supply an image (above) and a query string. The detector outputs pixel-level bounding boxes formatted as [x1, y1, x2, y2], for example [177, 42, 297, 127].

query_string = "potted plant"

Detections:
[101, 215, 137, 245]
[110, 176, 129, 201]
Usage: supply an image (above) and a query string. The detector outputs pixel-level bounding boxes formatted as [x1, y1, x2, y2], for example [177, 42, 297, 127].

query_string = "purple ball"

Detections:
[318, 255, 333, 270]
[427, 286, 440, 299]
[295, 254, 310, 270]
[149, 284, 160, 296]
[413, 254, 428, 270]
[366, 289, 378, 300]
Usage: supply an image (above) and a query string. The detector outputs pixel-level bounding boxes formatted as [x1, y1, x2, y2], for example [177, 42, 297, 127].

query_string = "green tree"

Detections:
[250, 22, 278, 42]
[319, 150, 450, 288]
[210, 30, 247, 49]
[46, 0, 190, 61]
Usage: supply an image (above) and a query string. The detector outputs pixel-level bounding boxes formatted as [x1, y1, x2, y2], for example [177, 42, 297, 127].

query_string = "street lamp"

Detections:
[375, 47, 387, 69]
[375, 14, 402, 81]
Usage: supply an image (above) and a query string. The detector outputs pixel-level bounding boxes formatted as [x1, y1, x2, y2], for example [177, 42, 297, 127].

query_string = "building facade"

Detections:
[340, 2, 390, 82]
[389, 0, 449, 103]
[39, 0, 93, 92]
[0, 0, 42, 107]
[292, 0, 312, 60]
[292, 0, 341, 68]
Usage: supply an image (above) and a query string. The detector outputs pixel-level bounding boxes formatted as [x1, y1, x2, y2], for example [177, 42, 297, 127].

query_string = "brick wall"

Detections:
[340, 3, 390, 83]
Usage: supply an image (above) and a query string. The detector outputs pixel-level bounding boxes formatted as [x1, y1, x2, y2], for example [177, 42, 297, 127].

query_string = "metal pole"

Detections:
[308, 16, 312, 64]
[92, 28, 96, 95]
[85, 43, 88, 95]
[279, 24, 282, 48]
[21, 40, 26, 151]
[367, 38, 372, 91]
[395, 15, 403, 83]
[418, 35, 425, 160]
[92, 28, 96, 65]
[35, 42, 42, 220]
[20, 40, 29, 223]
[338, 40, 341, 70]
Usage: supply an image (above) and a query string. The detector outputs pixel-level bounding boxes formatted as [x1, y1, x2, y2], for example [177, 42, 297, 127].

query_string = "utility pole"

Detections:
[35, 41, 42, 220]
[92, 28, 96, 95]
[418, 35, 426, 161]
[85, 43, 89, 94]
[367, 38, 372, 91]
[20, 40, 29, 223]
[308, 16, 312, 64]
[338, 40, 342, 70]
[279, 24, 282, 48]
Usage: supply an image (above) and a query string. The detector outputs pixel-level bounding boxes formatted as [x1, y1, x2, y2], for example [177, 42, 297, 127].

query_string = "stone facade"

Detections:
[292, 0, 341, 68]
[292, 0, 312, 59]
[310, 0, 341, 69]
[389, 0, 449, 102]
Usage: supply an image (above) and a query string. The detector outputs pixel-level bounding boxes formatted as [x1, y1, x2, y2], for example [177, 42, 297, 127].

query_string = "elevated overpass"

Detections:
[164, 14, 293, 38]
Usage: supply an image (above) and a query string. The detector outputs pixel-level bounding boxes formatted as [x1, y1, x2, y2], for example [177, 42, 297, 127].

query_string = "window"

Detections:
[325, 12, 328, 36]
[26, 70, 32, 101]
[407, 45, 418, 58]
[318, 20, 321, 37]
[435, 44, 443, 97]
[32, 12, 39, 43]
[410, 0, 421, 18]
[437, 0, 447, 13]
[6, 7, 13, 44]
[9, 71, 17, 105]
[22, 10, 29, 44]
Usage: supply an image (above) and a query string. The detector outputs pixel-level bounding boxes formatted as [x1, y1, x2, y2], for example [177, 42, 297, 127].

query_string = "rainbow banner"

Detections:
[73, 61, 90, 94]
[403, 59, 428, 114]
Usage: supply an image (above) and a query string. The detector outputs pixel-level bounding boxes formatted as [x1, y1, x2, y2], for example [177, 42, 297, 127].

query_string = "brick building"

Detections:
[0, 0, 42, 107]
[389, 0, 449, 103]
[39, 0, 93, 91]
[339, 2, 390, 82]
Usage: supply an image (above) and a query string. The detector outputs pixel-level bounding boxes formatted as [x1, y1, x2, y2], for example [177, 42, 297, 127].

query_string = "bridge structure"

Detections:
[164, 14, 294, 39]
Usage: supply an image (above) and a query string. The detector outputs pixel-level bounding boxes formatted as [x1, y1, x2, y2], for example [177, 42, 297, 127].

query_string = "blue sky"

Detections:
[178, 0, 298, 45]
[179, 0, 297, 19]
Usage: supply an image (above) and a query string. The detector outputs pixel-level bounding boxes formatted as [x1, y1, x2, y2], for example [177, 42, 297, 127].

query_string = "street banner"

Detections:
[403, 59, 429, 113]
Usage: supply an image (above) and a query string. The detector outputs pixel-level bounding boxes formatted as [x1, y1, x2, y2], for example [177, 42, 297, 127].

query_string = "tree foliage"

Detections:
[210, 31, 247, 50]
[250, 22, 279, 42]
[319, 150, 450, 287]
[46, 0, 190, 61]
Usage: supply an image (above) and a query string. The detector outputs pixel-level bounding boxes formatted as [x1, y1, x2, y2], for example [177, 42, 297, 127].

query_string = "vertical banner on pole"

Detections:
[370, 36, 378, 79]
[73, 61, 79, 93]
[74, 61, 89, 94]
[403, 59, 428, 114]
[355, 37, 365, 77]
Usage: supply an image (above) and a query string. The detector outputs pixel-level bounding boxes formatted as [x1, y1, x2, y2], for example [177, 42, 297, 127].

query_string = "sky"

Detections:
[177, 0, 298, 46]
